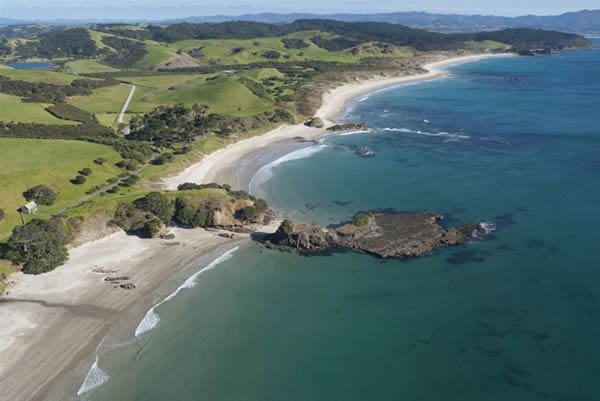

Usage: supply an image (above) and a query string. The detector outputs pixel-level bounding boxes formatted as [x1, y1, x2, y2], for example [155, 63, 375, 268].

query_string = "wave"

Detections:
[249, 145, 327, 193]
[77, 355, 109, 396]
[382, 127, 470, 140]
[338, 130, 373, 136]
[358, 96, 370, 102]
[134, 246, 240, 337]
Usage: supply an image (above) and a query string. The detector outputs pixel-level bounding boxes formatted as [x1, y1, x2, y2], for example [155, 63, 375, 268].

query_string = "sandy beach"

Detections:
[164, 53, 512, 190]
[0, 52, 512, 401]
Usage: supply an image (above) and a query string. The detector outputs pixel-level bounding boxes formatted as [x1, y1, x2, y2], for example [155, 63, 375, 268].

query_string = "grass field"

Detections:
[465, 40, 510, 50]
[0, 139, 124, 237]
[0, 67, 78, 84]
[67, 84, 131, 115]
[137, 43, 178, 69]
[123, 74, 273, 116]
[69, 59, 120, 74]
[0, 94, 79, 125]
[164, 32, 414, 67]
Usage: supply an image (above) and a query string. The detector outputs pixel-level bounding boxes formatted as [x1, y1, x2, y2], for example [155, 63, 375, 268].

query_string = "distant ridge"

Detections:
[1, 10, 599, 35]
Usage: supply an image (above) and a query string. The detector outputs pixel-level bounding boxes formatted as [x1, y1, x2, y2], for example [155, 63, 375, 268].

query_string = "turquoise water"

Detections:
[3, 62, 53, 69]
[87, 44, 600, 401]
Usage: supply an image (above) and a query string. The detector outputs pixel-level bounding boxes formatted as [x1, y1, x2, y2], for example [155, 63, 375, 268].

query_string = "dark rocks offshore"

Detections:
[264, 212, 489, 258]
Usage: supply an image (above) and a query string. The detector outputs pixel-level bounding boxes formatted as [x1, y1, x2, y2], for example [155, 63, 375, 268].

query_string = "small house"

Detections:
[20, 201, 38, 215]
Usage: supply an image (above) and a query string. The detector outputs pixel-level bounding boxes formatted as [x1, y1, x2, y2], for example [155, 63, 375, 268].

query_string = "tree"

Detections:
[79, 167, 93, 176]
[174, 201, 207, 228]
[72, 175, 87, 185]
[94, 157, 106, 165]
[123, 175, 140, 186]
[6, 219, 69, 274]
[0, 208, 5, 221]
[134, 192, 174, 224]
[23, 185, 57, 206]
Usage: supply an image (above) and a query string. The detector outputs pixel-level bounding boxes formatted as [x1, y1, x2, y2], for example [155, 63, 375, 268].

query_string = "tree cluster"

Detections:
[101, 36, 149, 69]
[14, 28, 98, 59]
[23, 185, 57, 206]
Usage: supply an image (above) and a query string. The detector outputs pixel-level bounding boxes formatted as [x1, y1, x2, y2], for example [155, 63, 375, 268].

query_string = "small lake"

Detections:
[3, 62, 53, 70]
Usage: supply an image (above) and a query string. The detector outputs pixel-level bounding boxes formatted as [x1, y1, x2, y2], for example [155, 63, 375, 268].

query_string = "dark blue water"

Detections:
[3, 62, 53, 70]
[88, 44, 600, 401]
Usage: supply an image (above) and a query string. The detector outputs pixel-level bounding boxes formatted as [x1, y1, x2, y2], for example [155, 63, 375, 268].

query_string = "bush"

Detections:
[79, 167, 93, 176]
[94, 157, 106, 165]
[0, 208, 4, 221]
[152, 153, 175, 165]
[262, 50, 281, 59]
[23, 185, 57, 206]
[116, 159, 138, 171]
[72, 175, 87, 185]
[106, 176, 120, 184]
[174, 203, 207, 228]
[134, 192, 174, 224]
[141, 218, 163, 238]
[6, 219, 70, 274]
[352, 212, 371, 227]
[123, 175, 140, 186]
[279, 219, 294, 234]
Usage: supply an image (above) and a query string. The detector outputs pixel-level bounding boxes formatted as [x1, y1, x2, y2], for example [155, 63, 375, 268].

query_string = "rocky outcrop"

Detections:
[264, 212, 489, 258]
[305, 117, 325, 128]
[326, 122, 368, 132]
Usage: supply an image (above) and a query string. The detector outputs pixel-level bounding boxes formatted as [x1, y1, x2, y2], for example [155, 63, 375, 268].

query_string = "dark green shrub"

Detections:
[134, 192, 174, 224]
[0, 208, 4, 221]
[79, 167, 93, 176]
[279, 219, 294, 234]
[175, 204, 207, 228]
[72, 175, 86, 185]
[94, 157, 106, 165]
[6, 219, 70, 274]
[123, 175, 140, 186]
[23, 185, 57, 206]
[352, 212, 371, 227]
[116, 159, 138, 171]
[141, 218, 163, 238]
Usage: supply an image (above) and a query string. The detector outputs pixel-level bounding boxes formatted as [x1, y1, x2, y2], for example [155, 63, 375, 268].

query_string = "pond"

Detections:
[3, 62, 53, 70]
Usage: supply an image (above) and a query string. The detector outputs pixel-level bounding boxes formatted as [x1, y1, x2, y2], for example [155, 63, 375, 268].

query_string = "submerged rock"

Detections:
[356, 147, 375, 157]
[264, 212, 489, 258]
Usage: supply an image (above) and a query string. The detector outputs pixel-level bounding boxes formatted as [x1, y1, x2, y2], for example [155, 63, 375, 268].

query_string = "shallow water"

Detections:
[3, 62, 53, 70]
[86, 43, 600, 401]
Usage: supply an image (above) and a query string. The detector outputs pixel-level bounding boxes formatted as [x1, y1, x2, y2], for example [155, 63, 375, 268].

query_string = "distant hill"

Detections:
[169, 10, 600, 35]
[1, 10, 599, 36]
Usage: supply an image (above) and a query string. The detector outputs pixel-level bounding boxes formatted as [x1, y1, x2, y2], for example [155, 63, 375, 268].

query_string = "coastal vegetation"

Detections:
[0, 19, 591, 278]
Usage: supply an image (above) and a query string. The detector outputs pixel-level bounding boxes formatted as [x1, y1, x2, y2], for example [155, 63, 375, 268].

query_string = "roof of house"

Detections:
[23, 201, 37, 210]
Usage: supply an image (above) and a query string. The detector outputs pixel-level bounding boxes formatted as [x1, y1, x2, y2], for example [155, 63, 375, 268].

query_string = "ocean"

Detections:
[84, 42, 600, 401]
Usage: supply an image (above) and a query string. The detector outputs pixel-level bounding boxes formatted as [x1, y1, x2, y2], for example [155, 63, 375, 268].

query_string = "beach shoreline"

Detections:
[164, 52, 512, 191]
[0, 52, 512, 401]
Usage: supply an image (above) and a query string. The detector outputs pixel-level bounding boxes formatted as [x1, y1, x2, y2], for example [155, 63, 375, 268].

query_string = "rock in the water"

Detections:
[305, 117, 325, 128]
[327, 122, 368, 132]
[356, 147, 375, 157]
[264, 212, 489, 258]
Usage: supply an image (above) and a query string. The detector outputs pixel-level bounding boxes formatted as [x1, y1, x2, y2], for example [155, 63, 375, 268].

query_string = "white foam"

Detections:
[383, 127, 413, 133]
[338, 129, 372, 136]
[358, 96, 370, 102]
[134, 246, 240, 337]
[382, 127, 470, 139]
[472, 221, 497, 239]
[424, 119, 430, 123]
[249, 145, 327, 193]
[77, 355, 109, 396]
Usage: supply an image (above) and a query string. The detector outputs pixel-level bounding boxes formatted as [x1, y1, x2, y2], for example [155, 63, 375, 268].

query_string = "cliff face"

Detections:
[264, 212, 488, 258]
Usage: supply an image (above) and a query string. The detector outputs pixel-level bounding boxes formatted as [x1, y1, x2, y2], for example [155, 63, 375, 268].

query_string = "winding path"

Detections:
[118, 84, 136, 124]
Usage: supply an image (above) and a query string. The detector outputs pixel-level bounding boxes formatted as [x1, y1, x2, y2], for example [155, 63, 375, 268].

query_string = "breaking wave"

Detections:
[249, 145, 327, 193]
[134, 246, 240, 337]
[338, 129, 373, 136]
[382, 127, 470, 140]
[77, 355, 109, 396]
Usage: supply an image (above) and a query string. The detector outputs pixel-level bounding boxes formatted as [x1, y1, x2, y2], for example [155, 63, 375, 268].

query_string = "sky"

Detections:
[1, 0, 598, 21]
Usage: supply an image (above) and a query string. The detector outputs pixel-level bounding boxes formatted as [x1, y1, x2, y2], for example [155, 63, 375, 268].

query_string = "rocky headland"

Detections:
[264, 212, 489, 258]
